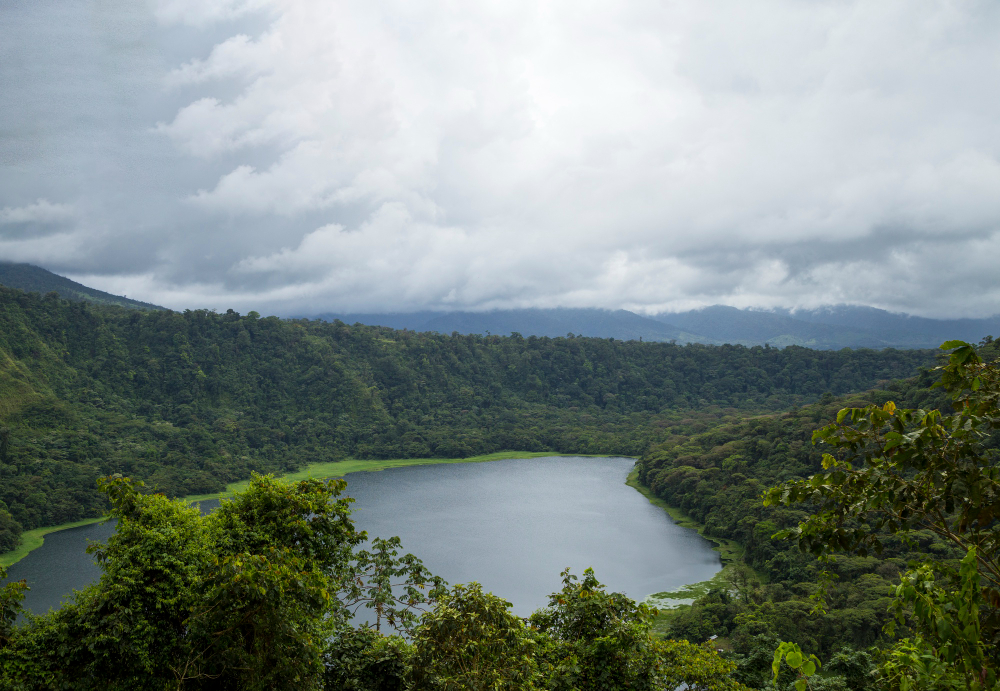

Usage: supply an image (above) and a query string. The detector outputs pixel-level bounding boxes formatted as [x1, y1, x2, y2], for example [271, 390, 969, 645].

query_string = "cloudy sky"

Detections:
[2, 0, 999, 318]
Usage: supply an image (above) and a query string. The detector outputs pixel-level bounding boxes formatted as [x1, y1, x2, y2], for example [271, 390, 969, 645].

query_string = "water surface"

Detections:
[5, 457, 720, 617]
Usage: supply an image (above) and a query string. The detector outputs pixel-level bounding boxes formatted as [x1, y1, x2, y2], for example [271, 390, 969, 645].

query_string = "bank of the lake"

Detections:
[185, 451, 618, 502]
[626, 467, 751, 637]
[1, 451, 617, 568]
[0, 518, 108, 569]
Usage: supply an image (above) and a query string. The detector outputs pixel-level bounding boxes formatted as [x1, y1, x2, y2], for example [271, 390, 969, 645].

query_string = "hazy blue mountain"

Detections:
[425, 308, 717, 342]
[0, 262, 164, 310]
[651, 305, 886, 349]
[312, 304, 999, 350]
[785, 305, 1000, 348]
[309, 308, 715, 343]
[8, 262, 994, 348]
[653, 305, 1000, 349]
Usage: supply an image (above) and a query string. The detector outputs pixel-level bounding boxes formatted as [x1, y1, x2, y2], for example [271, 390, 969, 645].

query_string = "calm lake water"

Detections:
[4, 457, 720, 617]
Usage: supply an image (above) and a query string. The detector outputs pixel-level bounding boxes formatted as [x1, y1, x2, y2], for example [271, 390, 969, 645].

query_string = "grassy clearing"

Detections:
[2, 452, 619, 566]
[185, 451, 616, 502]
[0, 517, 108, 568]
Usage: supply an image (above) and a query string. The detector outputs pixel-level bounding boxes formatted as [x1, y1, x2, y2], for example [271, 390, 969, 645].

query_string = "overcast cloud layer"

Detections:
[2, 0, 1000, 317]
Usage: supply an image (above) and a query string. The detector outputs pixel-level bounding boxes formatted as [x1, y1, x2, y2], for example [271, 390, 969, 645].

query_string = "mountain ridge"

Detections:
[3, 262, 996, 349]
[0, 262, 164, 311]
[309, 305, 999, 350]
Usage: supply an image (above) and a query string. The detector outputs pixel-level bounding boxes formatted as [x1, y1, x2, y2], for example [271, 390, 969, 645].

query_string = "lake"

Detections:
[4, 456, 720, 617]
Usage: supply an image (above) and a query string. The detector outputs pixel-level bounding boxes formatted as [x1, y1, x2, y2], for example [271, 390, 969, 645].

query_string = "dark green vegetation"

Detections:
[0, 262, 164, 311]
[310, 307, 711, 344]
[0, 474, 750, 690]
[4, 277, 997, 688]
[0, 284, 931, 555]
[637, 341, 1000, 689]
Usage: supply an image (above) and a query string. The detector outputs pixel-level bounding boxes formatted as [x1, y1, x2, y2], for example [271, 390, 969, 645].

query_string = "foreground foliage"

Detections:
[637, 340, 999, 689]
[0, 474, 748, 690]
[765, 341, 1000, 689]
[1, 474, 363, 689]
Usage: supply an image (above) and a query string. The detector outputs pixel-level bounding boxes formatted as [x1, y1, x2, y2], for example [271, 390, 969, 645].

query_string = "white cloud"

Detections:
[0, 199, 75, 225]
[154, 0, 272, 28]
[5, 0, 1000, 317]
[165, 33, 280, 87]
[0, 232, 87, 266]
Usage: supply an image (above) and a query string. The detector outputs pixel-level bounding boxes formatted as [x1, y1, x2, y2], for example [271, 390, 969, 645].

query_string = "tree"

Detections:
[323, 626, 412, 691]
[340, 535, 447, 634]
[0, 566, 26, 650]
[0, 473, 365, 690]
[409, 582, 539, 690]
[529, 568, 750, 691]
[764, 341, 1000, 689]
[0, 509, 21, 553]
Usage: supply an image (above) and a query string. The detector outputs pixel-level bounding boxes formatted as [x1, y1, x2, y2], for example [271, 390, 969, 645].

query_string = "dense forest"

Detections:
[636, 340, 1000, 688]
[1, 283, 998, 688]
[0, 285, 932, 550]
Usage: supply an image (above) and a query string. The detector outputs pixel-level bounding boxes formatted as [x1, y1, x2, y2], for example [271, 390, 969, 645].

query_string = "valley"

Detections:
[0, 281, 994, 689]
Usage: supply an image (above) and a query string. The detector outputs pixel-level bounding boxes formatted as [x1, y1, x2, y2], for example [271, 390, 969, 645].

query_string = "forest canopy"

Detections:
[0, 285, 932, 549]
[637, 339, 1000, 689]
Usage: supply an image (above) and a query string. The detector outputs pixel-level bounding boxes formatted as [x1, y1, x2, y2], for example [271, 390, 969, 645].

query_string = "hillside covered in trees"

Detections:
[0, 284, 933, 554]
[635, 340, 1000, 687]
[1, 333, 996, 689]
[2, 282, 999, 689]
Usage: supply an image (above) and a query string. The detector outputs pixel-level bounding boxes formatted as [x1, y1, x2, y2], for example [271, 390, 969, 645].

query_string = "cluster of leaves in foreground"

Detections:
[0, 474, 748, 691]
[0, 284, 932, 552]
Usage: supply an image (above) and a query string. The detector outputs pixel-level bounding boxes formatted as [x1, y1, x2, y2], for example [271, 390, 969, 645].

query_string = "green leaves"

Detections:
[2, 473, 368, 690]
[528, 568, 749, 691]
[0, 565, 26, 647]
[409, 582, 539, 691]
[883, 548, 997, 689]
[340, 534, 448, 635]
[771, 641, 820, 691]
[939, 340, 972, 351]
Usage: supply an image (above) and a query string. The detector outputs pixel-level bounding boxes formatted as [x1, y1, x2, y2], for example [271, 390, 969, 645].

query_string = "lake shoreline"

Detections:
[625, 468, 740, 635]
[1, 451, 620, 568]
[625, 467, 744, 566]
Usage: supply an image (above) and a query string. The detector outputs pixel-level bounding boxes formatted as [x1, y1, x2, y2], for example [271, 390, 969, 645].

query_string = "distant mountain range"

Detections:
[3, 262, 996, 349]
[650, 305, 1000, 349]
[311, 305, 1000, 350]
[0, 262, 164, 310]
